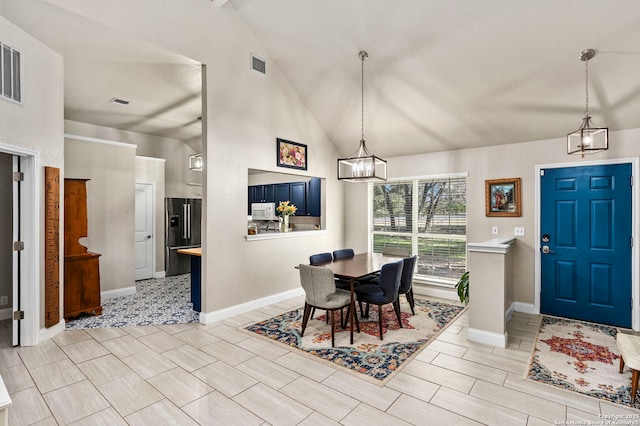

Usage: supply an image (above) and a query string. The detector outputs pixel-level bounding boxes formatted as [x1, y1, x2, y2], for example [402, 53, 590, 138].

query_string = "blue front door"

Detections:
[540, 164, 632, 328]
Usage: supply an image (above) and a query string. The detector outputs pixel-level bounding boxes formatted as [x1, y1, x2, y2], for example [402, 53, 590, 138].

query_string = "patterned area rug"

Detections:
[245, 298, 465, 383]
[65, 274, 199, 329]
[526, 315, 640, 409]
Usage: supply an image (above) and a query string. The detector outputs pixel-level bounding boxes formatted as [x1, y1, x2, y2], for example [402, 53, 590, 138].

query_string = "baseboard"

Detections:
[512, 301, 536, 315]
[506, 303, 515, 323]
[101, 286, 136, 301]
[412, 284, 457, 301]
[0, 308, 11, 321]
[200, 288, 305, 324]
[154, 271, 166, 279]
[38, 320, 66, 345]
[467, 327, 507, 348]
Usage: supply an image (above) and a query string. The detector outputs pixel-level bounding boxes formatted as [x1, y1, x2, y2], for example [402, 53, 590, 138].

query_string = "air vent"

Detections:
[1, 42, 21, 103]
[109, 97, 130, 106]
[251, 53, 266, 74]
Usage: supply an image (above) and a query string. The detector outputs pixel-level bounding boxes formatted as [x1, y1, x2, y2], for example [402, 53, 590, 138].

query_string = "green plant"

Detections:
[455, 271, 469, 305]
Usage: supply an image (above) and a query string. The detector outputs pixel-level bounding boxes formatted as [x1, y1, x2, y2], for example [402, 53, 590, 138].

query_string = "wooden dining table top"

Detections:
[314, 252, 404, 280]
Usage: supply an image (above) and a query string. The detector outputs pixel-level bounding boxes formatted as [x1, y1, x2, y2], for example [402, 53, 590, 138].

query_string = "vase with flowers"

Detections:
[276, 200, 297, 232]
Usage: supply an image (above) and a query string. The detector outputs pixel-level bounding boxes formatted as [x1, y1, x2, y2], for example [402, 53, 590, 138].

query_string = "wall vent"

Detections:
[251, 53, 266, 74]
[109, 97, 130, 106]
[1, 42, 21, 104]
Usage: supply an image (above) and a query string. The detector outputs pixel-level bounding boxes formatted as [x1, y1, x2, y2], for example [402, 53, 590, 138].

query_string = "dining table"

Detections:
[313, 252, 407, 344]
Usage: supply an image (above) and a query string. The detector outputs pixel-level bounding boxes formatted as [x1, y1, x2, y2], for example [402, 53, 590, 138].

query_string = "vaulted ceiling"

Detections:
[4, 1, 640, 158]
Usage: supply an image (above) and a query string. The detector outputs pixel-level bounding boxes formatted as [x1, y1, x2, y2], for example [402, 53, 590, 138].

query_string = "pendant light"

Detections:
[337, 51, 387, 182]
[567, 49, 608, 157]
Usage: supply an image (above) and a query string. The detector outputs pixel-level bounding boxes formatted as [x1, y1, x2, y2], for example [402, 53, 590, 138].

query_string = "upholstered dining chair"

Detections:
[332, 248, 355, 260]
[397, 255, 417, 315]
[309, 252, 332, 266]
[298, 264, 352, 347]
[331, 249, 355, 290]
[309, 252, 335, 321]
[354, 260, 404, 340]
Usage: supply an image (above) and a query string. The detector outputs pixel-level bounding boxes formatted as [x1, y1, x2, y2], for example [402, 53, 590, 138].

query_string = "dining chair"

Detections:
[354, 259, 404, 340]
[332, 248, 355, 260]
[309, 252, 335, 322]
[398, 255, 417, 315]
[309, 252, 332, 265]
[331, 249, 355, 290]
[298, 264, 352, 347]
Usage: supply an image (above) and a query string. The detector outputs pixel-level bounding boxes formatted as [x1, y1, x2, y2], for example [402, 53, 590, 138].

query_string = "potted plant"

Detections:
[455, 271, 469, 305]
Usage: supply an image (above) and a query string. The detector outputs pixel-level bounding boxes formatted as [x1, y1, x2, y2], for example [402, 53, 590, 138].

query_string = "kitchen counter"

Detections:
[245, 229, 327, 241]
[177, 247, 201, 257]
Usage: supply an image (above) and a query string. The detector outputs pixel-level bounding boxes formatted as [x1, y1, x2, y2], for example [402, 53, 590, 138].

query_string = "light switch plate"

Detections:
[492, 226, 498, 235]
[514, 227, 525, 236]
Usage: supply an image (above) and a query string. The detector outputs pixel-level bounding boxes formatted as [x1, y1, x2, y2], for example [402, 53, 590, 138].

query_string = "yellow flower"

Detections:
[276, 200, 297, 216]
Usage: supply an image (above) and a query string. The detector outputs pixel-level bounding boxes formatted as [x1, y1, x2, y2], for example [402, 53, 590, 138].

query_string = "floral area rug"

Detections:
[245, 298, 465, 383]
[526, 315, 640, 409]
[65, 274, 199, 329]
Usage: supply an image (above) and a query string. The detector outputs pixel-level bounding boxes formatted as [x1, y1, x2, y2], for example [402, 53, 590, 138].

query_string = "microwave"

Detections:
[251, 202, 276, 220]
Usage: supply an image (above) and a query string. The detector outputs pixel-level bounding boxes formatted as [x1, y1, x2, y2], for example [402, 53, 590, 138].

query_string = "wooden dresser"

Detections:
[64, 178, 102, 320]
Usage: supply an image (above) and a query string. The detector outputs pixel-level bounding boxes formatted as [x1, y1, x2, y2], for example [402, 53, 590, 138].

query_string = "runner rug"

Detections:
[245, 298, 464, 384]
[526, 315, 640, 409]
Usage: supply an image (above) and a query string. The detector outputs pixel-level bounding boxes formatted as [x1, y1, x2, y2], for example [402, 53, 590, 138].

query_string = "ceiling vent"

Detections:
[251, 53, 266, 75]
[1, 42, 21, 104]
[109, 97, 130, 106]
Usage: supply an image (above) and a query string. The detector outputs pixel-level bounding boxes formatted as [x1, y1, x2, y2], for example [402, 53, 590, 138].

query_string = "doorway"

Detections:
[538, 161, 636, 329]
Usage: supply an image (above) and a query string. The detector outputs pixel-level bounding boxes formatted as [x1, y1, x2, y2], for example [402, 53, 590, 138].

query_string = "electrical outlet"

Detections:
[0, 296, 8, 305]
[514, 227, 525, 236]
[492, 226, 498, 235]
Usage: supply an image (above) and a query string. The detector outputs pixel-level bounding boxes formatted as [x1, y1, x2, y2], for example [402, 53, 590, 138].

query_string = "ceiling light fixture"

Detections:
[337, 51, 387, 182]
[188, 153, 203, 171]
[567, 49, 608, 157]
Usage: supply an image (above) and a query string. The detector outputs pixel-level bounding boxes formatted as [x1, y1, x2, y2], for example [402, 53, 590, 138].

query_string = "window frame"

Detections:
[368, 172, 468, 287]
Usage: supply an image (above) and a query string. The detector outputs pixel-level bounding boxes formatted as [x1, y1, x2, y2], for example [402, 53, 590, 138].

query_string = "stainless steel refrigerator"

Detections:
[165, 198, 202, 276]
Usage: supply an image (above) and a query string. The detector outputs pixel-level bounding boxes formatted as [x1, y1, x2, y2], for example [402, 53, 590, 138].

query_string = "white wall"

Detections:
[346, 128, 640, 306]
[64, 138, 136, 293]
[0, 14, 64, 336]
[48, 0, 346, 314]
[65, 120, 201, 198]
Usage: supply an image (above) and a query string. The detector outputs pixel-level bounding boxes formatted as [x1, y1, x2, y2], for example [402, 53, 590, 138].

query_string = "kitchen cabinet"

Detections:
[289, 182, 306, 216]
[306, 177, 321, 217]
[248, 179, 322, 217]
[248, 184, 276, 213]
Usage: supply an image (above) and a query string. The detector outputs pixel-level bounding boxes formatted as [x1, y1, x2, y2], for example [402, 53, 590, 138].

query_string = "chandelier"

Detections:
[567, 49, 608, 157]
[337, 51, 387, 182]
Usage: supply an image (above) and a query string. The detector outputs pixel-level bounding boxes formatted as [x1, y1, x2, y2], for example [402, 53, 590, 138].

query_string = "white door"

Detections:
[134, 183, 154, 280]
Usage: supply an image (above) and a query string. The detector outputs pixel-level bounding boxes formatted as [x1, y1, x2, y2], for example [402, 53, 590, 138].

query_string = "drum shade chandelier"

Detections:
[567, 49, 608, 157]
[337, 51, 387, 182]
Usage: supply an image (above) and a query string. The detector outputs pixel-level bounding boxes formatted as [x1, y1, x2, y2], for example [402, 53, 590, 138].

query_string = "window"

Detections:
[371, 175, 467, 284]
[1, 42, 21, 103]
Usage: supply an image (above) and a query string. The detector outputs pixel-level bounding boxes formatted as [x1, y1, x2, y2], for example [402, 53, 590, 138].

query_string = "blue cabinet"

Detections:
[289, 182, 306, 216]
[249, 179, 321, 217]
[306, 178, 321, 217]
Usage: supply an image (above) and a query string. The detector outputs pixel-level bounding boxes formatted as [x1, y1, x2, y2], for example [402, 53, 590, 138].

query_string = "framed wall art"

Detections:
[277, 138, 307, 170]
[485, 178, 521, 217]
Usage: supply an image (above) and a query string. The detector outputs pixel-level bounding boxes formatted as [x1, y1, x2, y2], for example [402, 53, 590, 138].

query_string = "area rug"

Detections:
[65, 274, 199, 329]
[526, 315, 640, 409]
[245, 298, 465, 383]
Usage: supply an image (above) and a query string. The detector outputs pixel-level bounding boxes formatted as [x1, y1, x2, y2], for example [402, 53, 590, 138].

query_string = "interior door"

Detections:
[540, 163, 632, 328]
[134, 183, 154, 280]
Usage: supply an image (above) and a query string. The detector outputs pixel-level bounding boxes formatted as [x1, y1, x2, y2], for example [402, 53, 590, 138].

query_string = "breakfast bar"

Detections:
[176, 247, 201, 312]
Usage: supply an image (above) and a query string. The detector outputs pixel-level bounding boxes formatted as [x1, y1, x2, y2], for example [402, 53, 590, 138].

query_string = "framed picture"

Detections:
[277, 138, 307, 170]
[485, 178, 521, 217]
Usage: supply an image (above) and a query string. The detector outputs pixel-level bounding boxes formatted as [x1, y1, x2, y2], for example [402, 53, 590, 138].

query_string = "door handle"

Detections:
[541, 245, 555, 254]
[146, 235, 152, 239]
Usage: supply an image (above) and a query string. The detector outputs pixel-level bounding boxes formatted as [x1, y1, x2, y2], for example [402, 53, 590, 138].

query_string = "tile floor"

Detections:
[1, 296, 639, 425]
